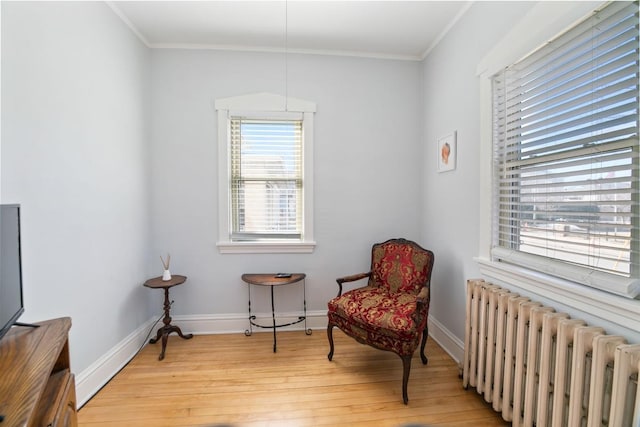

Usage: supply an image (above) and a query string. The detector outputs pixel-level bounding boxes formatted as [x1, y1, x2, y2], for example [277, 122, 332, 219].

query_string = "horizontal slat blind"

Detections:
[491, 1, 639, 286]
[230, 118, 303, 240]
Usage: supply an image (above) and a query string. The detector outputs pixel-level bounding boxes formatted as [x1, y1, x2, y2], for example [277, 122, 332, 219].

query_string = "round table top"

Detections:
[241, 273, 305, 286]
[144, 274, 187, 289]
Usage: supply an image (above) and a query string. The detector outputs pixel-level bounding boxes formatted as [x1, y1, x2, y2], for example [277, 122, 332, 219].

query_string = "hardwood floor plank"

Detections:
[79, 329, 507, 426]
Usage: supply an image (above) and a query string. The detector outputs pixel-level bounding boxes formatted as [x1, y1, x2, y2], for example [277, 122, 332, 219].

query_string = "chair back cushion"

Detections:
[369, 239, 433, 294]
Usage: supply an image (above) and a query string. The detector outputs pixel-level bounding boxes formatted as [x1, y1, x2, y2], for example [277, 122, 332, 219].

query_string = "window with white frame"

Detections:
[215, 93, 316, 253]
[490, 1, 639, 297]
[230, 117, 302, 240]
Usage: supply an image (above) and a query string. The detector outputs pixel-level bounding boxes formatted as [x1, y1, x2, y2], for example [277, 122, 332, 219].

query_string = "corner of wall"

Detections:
[428, 315, 464, 364]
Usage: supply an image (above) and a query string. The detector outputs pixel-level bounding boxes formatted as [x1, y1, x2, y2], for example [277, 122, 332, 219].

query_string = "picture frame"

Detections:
[437, 131, 456, 172]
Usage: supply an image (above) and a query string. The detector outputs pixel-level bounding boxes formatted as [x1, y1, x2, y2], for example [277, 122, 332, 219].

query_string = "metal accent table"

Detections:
[241, 273, 312, 352]
[143, 274, 193, 360]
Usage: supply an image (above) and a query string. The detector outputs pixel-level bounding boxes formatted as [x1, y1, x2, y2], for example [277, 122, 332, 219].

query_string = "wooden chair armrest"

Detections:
[416, 286, 430, 307]
[414, 286, 431, 329]
[335, 272, 371, 297]
[337, 272, 371, 285]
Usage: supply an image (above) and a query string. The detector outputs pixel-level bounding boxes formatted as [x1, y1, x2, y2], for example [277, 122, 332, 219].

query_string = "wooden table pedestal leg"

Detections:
[149, 287, 193, 360]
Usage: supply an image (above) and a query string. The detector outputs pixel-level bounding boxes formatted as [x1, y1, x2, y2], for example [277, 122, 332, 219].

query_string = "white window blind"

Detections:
[230, 117, 303, 241]
[491, 1, 639, 296]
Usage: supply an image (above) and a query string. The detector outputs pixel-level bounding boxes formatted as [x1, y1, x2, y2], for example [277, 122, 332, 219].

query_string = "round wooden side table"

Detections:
[144, 274, 193, 360]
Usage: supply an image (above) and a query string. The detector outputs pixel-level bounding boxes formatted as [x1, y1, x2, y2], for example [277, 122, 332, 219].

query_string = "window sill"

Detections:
[217, 240, 316, 254]
[475, 257, 640, 335]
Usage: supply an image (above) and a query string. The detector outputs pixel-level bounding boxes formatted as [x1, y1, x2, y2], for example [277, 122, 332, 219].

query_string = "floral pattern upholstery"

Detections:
[370, 241, 431, 294]
[328, 286, 429, 356]
[327, 239, 434, 357]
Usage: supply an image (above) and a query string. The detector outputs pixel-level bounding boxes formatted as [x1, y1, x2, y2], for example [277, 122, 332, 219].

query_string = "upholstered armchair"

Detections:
[327, 238, 435, 404]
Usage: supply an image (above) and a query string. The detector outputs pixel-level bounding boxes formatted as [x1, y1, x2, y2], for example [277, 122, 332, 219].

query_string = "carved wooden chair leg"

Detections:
[327, 323, 335, 361]
[401, 355, 412, 405]
[420, 325, 429, 365]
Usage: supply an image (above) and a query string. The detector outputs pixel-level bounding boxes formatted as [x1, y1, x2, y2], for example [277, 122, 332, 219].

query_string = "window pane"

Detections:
[230, 118, 303, 240]
[492, 1, 639, 281]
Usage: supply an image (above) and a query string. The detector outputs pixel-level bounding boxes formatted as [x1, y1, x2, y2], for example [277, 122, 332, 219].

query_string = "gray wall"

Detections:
[422, 0, 640, 346]
[421, 1, 537, 345]
[3, 0, 632, 386]
[1, 1, 424, 376]
[1, 1, 151, 373]
[148, 50, 423, 316]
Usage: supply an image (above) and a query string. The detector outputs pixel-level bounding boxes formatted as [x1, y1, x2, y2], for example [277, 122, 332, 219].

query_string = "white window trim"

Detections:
[215, 93, 316, 254]
[476, 1, 640, 332]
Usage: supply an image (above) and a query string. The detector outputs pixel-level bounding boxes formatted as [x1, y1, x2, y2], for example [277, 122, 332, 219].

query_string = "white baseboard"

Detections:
[76, 310, 465, 408]
[176, 309, 328, 335]
[76, 310, 329, 407]
[427, 316, 464, 366]
[75, 317, 157, 408]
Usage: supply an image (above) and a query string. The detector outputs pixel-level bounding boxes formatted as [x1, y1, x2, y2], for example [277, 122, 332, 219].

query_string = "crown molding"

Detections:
[105, 1, 150, 47]
[420, 1, 473, 61]
[105, 1, 444, 62]
[149, 42, 423, 62]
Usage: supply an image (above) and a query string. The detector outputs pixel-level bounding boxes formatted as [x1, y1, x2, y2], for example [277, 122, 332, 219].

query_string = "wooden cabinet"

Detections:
[0, 317, 77, 427]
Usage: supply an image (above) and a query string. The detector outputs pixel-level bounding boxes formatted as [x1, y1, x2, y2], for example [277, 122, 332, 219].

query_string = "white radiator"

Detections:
[463, 278, 640, 427]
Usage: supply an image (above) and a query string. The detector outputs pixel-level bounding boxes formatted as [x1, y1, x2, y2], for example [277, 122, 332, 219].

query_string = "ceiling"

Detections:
[108, 1, 472, 61]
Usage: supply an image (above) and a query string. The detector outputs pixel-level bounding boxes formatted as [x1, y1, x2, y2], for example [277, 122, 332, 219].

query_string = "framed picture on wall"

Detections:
[437, 131, 456, 172]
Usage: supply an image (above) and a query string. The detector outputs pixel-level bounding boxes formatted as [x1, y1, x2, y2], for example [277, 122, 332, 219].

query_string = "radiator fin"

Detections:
[463, 279, 640, 427]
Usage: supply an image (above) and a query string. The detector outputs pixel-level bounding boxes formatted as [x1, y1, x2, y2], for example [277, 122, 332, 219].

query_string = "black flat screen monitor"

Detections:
[0, 204, 24, 341]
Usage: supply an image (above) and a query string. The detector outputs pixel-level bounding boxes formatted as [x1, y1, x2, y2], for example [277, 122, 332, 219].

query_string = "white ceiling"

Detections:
[108, 1, 472, 61]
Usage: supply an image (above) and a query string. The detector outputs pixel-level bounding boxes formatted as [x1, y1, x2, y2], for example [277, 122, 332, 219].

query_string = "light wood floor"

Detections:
[78, 329, 508, 426]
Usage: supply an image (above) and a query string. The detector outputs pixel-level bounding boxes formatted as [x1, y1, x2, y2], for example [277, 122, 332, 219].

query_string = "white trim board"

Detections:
[75, 317, 157, 408]
[427, 316, 464, 366]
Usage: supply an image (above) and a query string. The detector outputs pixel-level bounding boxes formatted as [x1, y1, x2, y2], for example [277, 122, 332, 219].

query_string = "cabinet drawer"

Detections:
[32, 369, 77, 427]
